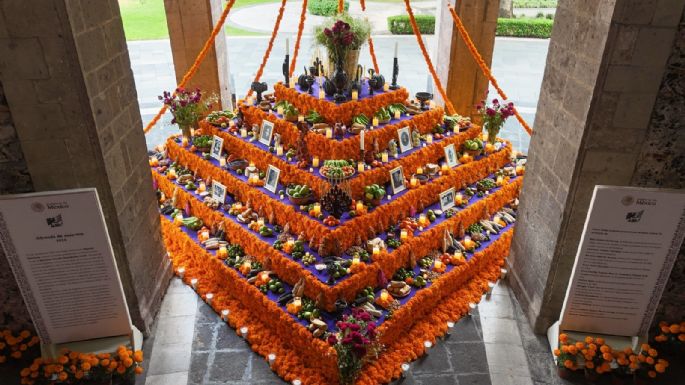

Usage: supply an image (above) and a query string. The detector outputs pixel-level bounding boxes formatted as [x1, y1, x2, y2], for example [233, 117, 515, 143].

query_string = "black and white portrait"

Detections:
[259, 120, 275, 146]
[397, 127, 413, 153]
[389, 166, 406, 194]
[264, 165, 280, 193]
[443, 144, 458, 168]
[439, 187, 456, 211]
[210, 135, 224, 161]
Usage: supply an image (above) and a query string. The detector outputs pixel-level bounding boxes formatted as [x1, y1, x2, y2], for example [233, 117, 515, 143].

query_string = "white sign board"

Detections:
[559, 186, 685, 337]
[0, 189, 133, 345]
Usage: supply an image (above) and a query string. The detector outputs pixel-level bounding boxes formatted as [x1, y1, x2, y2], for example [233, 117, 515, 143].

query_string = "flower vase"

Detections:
[179, 123, 193, 140]
[327, 49, 360, 86]
[484, 122, 501, 145]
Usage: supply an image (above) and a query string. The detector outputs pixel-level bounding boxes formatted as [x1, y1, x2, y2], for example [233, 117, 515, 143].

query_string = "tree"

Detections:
[499, 0, 514, 18]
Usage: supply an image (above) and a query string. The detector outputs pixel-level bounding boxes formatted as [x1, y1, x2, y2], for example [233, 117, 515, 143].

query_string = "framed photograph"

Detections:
[443, 144, 458, 168]
[439, 187, 456, 211]
[210, 135, 224, 161]
[259, 120, 275, 146]
[264, 165, 280, 193]
[397, 127, 413, 153]
[211, 180, 227, 203]
[389, 166, 406, 195]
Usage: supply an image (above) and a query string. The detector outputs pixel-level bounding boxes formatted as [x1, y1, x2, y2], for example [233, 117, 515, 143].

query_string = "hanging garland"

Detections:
[144, 0, 237, 134]
[248, 0, 288, 97]
[338, 0, 344, 13]
[359, 0, 380, 73]
[402, 0, 456, 115]
[289, 0, 308, 77]
[447, 4, 533, 136]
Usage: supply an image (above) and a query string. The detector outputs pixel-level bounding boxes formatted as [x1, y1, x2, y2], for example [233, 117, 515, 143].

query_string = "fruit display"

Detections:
[206, 110, 235, 126]
[286, 184, 314, 204]
[363, 184, 385, 205]
[319, 159, 355, 179]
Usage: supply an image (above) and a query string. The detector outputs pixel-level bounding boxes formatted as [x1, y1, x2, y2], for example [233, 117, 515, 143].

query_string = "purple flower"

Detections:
[327, 334, 338, 345]
[348, 323, 361, 332]
[486, 108, 496, 117]
[492, 98, 499, 105]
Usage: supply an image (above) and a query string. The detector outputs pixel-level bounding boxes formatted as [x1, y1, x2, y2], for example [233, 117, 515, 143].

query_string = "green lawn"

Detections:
[119, 0, 270, 40]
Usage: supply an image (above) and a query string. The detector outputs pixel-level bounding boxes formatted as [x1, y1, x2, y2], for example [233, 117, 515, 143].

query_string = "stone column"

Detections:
[435, 0, 500, 116]
[164, 0, 232, 109]
[508, 0, 685, 333]
[0, 0, 170, 333]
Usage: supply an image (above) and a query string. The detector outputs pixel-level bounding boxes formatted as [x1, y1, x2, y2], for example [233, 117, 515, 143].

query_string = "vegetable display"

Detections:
[320, 159, 355, 179]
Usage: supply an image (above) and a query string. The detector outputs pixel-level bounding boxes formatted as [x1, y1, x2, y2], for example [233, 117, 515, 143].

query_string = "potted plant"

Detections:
[476, 97, 515, 145]
[631, 343, 668, 385]
[159, 88, 214, 139]
[553, 333, 578, 379]
[314, 13, 371, 83]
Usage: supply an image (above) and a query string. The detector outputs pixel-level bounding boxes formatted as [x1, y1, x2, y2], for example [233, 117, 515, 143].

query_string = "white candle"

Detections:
[177, 267, 185, 278]
[381, 152, 388, 163]
[351, 90, 358, 100]
[240, 128, 247, 138]
[276, 145, 283, 156]
[277, 106, 284, 115]
[372, 117, 379, 127]
[298, 115, 304, 122]
[240, 326, 248, 338]
[358, 163, 364, 173]
[312, 157, 319, 167]
[205, 293, 214, 304]
[360, 129, 365, 151]
[191, 278, 198, 289]
[325, 128, 332, 138]
[219, 157, 226, 167]
[394, 41, 398, 58]
[394, 110, 401, 120]
[426, 134, 433, 144]
[383, 83, 389, 92]
[221, 309, 229, 321]
[268, 353, 276, 365]
[319, 90, 325, 100]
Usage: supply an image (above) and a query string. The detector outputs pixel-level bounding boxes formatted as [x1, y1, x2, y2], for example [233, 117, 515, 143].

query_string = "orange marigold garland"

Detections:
[368, 36, 380, 73]
[144, 0, 236, 134]
[403, 0, 456, 115]
[338, 0, 344, 13]
[248, 0, 288, 97]
[447, 4, 533, 136]
[289, 0, 308, 77]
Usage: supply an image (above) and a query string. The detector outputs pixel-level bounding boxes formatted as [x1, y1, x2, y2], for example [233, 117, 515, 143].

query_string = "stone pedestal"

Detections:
[508, 0, 685, 333]
[164, 0, 232, 109]
[435, 0, 500, 117]
[0, 0, 170, 333]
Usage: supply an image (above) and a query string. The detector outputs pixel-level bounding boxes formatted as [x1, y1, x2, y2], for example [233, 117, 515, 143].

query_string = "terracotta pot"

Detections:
[557, 367, 573, 379]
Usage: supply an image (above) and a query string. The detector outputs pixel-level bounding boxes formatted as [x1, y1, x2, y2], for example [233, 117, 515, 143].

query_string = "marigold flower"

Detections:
[585, 361, 594, 369]
[19, 330, 31, 339]
[553, 349, 560, 356]
[117, 364, 126, 374]
[567, 346, 578, 355]
[20, 368, 31, 377]
[646, 356, 655, 365]
[648, 348, 657, 357]
[584, 336, 593, 344]
[599, 345, 610, 354]
[11, 351, 22, 359]
[559, 333, 568, 342]
[561, 345, 569, 353]
[575, 342, 584, 349]
[623, 347, 633, 355]
[563, 359, 573, 369]
[648, 370, 656, 378]
[669, 324, 680, 334]
[57, 355, 68, 364]
[101, 359, 110, 367]
[75, 370, 84, 379]
[81, 362, 91, 371]
[660, 325, 670, 333]
[595, 338, 605, 345]
[133, 350, 144, 363]
[655, 363, 666, 373]
[135, 366, 144, 374]
[641, 343, 650, 351]
[602, 352, 612, 361]
[58, 372, 68, 381]
[679, 333, 685, 342]
[124, 358, 133, 368]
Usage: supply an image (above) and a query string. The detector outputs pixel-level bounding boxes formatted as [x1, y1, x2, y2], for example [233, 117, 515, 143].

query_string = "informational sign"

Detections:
[0, 189, 133, 345]
[559, 186, 685, 337]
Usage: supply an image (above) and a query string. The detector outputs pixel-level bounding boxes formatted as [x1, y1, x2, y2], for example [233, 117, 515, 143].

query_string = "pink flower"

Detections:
[486, 108, 496, 117]
[327, 334, 338, 345]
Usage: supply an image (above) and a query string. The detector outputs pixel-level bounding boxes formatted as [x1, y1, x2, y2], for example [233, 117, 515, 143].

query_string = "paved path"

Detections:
[129, 36, 549, 153]
[228, 1, 437, 35]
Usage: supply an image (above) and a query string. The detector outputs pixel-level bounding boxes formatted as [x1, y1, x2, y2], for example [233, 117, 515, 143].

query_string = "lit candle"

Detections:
[356, 201, 364, 212]
[496, 175, 504, 186]
[372, 117, 379, 127]
[219, 157, 226, 167]
[351, 90, 358, 100]
[268, 353, 276, 366]
[298, 115, 305, 122]
[372, 246, 380, 256]
[190, 128, 195, 137]
[293, 298, 302, 312]
[455, 193, 463, 205]
[394, 110, 401, 119]
[482, 131, 489, 142]
[313, 203, 321, 217]
[380, 290, 389, 302]
[168, 168, 177, 179]
[318, 89, 325, 99]
[312, 157, 319, 168]
[441, 163, 449, 172]
[381, 152, 388, 163]
[198, 181, 206, 192]
[434, 260, 444, 270]
[240, 326, 248, 338]
[416, 167, 423, 175]
[242, 261, 251, 272]
[199, 229, 210, 242]
[410, 177, 418, 187]
[174, 213, 183, 226]
[426, 134, 433, 144]
[177, 267, 185, 278]
[286, 239, 295, 250]
[221, 309, 230, 321]
[205, 293, 214, 304]
[191, 278, 198, 289]
[240, 128, 247, 138]
[260, 271, 270, 282]
[218, 246, 227, 259]
[400, 230, 408, 240]
[249, 162, 255, 167]
[257, 218, 265, 227]
[182, 137, 189, 147]
[325, 128, 332, 138]
[352, 256, 360, 265]
[383, 83, 390, 92]
[424, 340, 433, 351]
[516, 165, 524, 175]
[358, 162, 364, 173]
[277, 106, 284, 115]
[289, 78, 296, 88]
[461, 153, 472, 163]
[419, 213, 428, 227]
[276, 145, 283, 156]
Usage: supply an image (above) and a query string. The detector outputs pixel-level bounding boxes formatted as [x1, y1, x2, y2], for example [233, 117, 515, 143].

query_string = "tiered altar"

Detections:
[149, 67, 524, 383]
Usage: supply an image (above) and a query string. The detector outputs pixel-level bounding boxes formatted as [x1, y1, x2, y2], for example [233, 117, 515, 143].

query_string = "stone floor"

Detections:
[129, 35, 549, 154]
[139, 276, 540, 385]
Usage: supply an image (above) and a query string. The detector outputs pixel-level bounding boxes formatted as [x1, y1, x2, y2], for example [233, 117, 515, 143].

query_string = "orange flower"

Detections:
[135, 366, 144, 374]
[669, 324, 680, 334]
[596, 337, 605, 345]
[553, 348, 560, 356]
[640, 343, 650, 351]
[81, 362, 91, 371]
[599, 345, 610, 354]
[585, 361, 594, 369]
[563, 359, 573, 369]
[648, 370, 656, 378]
[574, 341, 584, 349]
[101, 359, 110, 367]
[133, 350, 144, 363]
[679, 333, 685, 342]
[567, 345, 578, 355]
[58, 372, 68, 381]
[602, 352, 613, 361]
[646, 356, 655, 365]
[648, 348, 657, 357]
[655, 363, 666, 373]
[584, 336, 593, 344]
